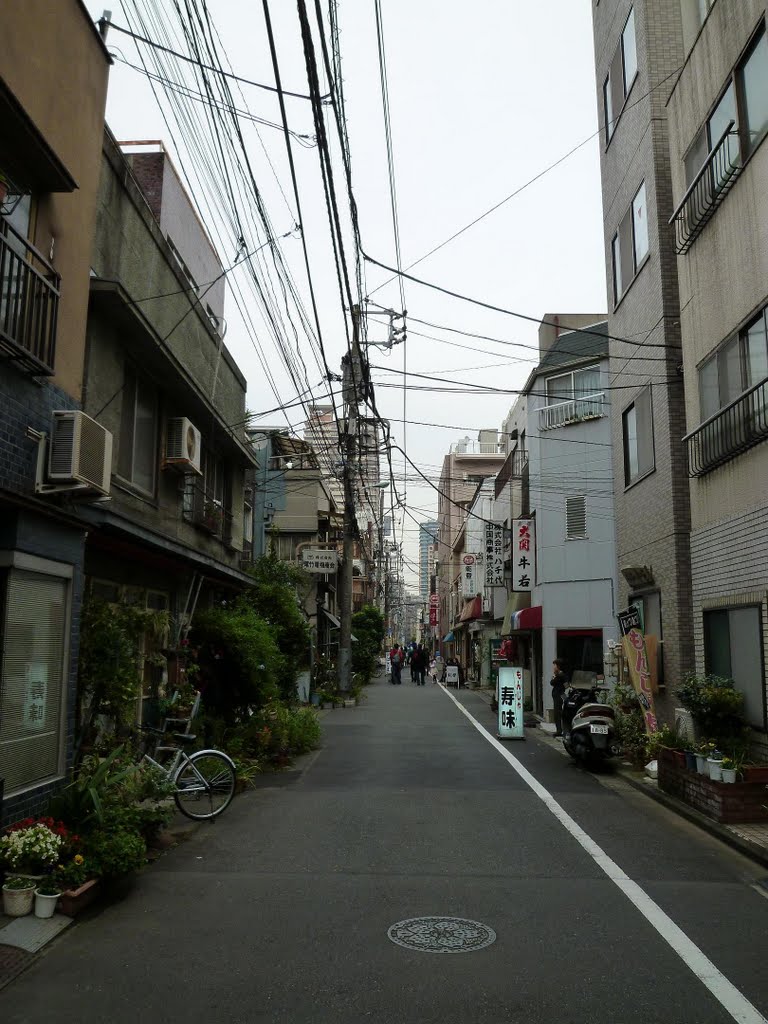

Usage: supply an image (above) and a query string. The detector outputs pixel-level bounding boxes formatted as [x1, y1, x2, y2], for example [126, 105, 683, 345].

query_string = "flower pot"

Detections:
[695, 754, 708, 774]
[707, 758, 723, 781]
[2, 882, 35, 917]
[684, 751, 697, 771]
[310, 693, 321, 706]
[34, 890, 61, 919]
[58, 878, 101, 918]
[721, 768, 737, 784]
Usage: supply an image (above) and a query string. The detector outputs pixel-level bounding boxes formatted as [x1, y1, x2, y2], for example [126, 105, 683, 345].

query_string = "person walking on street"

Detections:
[416, 645, 427, 685]
[390, 644, 403, 684]
[551, 658, 568, 736]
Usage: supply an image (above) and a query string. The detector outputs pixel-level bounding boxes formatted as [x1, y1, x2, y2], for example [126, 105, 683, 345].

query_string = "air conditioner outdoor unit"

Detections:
[48, 410, 113, 495]
[165, 417, 202, 474]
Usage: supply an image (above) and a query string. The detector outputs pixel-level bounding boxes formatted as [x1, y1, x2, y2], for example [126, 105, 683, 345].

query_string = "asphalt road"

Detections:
[4, 676, 768, 1024]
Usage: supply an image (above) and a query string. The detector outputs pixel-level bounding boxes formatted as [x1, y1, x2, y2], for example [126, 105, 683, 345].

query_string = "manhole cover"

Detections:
[0, 944, 35, 991]
[387, 916, 496, 953]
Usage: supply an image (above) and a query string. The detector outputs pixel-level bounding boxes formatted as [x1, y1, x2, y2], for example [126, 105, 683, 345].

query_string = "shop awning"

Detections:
[321, 608, 357, 641]
[459, 595, 483, 622]
[501, 591, 531, 634]
[511, 605, 542, 630]
[443, 631, 455, 643]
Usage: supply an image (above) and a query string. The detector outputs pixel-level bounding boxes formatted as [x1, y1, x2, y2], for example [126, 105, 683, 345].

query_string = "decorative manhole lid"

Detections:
[0, 944, 35, 991]
[387, 916, 496, 953]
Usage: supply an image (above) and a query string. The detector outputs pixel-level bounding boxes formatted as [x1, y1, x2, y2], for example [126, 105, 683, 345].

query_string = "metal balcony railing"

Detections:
[539, 393, 605, 431]
[684, 377, 768, 476]
[183, 480, 233, 542]
[494, 448, 529, 497]
[670, 121, 741, 256]
[0, 219, 60, 373]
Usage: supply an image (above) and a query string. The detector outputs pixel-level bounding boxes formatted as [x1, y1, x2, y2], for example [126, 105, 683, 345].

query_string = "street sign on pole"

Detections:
[497, 665, 524, 740]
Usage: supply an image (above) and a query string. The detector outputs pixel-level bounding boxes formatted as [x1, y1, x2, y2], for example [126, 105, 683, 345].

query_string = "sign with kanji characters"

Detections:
[497, 665, 524, 740]
[617, 605, 642, 636]
[429, 606, 437, 626]
[429, 594, 439, 607]
[484, 523, 504, 587]
[23, 666, 48, 731]
[462, 554, 477, 597]
[301, 549, 338, 573]
[512, 519, 535, 592]
[621, 627, 658, 735]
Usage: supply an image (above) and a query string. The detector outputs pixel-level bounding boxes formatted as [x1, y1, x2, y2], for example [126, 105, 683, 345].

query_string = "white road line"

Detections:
[440, 684, 768, 1024]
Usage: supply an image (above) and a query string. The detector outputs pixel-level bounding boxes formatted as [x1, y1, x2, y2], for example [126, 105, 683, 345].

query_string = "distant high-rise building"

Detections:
[419, 521, 439, 599]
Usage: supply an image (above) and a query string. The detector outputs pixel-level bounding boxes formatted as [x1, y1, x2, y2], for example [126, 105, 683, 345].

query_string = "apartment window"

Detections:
[613, 182, 649, 303]
[166, 236, 199, 294]
[565, 495, 587, 540]
[604, 8, 638, 141]
[698, 306, 768, 420]
[685, 23, 768, 188]
[545, 365, 601, 404]
[0, 566, 70, 796]
[622, 386, 655, 485]
[704, 607, 764, 728]
[117, 366, 158, 495]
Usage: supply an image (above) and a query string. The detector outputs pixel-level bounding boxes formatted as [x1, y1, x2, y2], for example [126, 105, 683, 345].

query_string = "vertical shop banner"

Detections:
[497, 665, 524, 739]
[462, 554, 476, 597]
[512, 519, 535, 592]
[618, 607, 658, 733]
[429, 606, 437, 626]
[484, 523, 504, 586]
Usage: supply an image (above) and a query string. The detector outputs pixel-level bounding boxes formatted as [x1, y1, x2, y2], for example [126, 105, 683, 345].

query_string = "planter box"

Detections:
[743, 765, 768, 784]
[58, 879, 101, 918]
[658, 749, 768, 824]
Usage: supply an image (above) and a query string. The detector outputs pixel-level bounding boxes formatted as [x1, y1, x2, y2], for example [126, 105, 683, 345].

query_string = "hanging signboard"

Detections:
[429, 594, 439, 607]
[462, 554, 477, 597]
[512, 519, 535, 592]
[497, 665, 524, 740]
[301, 549, 338, 573]
[429, 606, 437, 626]
[484, 524, 504, 586]
[617, 605, 642, 636]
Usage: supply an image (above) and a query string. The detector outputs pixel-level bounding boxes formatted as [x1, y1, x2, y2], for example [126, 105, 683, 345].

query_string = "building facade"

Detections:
[666, 0, 768, 743]
[0, 3, 111, 822]
[418, 520, 439, 600]
[591, 1, 694, 709]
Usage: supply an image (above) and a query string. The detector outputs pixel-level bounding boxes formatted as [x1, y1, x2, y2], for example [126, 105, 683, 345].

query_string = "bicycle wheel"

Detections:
[174, 751, 236, 820]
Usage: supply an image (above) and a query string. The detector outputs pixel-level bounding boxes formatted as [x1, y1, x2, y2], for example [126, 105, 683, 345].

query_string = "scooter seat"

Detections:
[578, 704, 615, 719]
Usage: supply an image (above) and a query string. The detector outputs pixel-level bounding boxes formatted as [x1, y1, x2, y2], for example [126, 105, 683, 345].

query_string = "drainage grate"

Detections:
[387, 916, 496, 954]
[0, 944, 35, 991]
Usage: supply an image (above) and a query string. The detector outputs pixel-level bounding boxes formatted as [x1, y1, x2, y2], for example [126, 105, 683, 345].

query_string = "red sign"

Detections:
[429, 594, 439, 606]
[429, 606, 437, 626]
[463, 554, 476, 565]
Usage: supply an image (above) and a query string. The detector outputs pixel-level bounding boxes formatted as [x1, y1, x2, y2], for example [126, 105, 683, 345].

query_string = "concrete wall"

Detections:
[592, 0, 693, 698]
[0, 0, 110, 400]
[92, 133, 247, 432]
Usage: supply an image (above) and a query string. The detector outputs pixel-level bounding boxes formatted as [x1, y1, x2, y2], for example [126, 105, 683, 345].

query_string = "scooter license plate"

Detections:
[591, 724, 609, 735]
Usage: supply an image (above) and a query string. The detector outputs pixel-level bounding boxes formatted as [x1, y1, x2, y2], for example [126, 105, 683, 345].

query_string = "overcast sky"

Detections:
[85, 0, 607, 588]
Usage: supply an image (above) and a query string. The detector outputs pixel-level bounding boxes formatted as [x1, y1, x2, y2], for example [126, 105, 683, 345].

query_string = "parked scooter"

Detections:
[561, 684, 620, 767]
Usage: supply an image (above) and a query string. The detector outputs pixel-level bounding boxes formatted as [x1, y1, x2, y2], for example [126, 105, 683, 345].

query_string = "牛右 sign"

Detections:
[512, 519, 535, 592]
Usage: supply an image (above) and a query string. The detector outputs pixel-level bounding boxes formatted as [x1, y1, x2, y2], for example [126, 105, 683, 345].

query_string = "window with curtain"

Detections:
[117, 365, 158, 495]
[0, 569, 69, 795]
[545, 365, 602, 404]
[697, 305, 768, 422]
[604, 7, 638, 141]
[612, 181, 650, 303]
[704, 606, 764, 728]
[622, 387, 655, 485]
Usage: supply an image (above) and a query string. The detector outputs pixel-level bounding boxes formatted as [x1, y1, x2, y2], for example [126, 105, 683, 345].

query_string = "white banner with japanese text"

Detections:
[484, 523, 504, 586]
[497, 665, 525, 739]
[512, 519, 535, 592]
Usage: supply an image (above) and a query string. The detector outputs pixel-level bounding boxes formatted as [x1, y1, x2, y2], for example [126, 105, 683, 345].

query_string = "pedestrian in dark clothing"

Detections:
[416, 645, 427, 685]
[551, 658, 568, 736]
[390, 644, 403, 684]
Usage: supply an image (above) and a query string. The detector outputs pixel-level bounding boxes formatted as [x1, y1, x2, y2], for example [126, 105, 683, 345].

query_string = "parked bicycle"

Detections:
[140, 726, 236, 821]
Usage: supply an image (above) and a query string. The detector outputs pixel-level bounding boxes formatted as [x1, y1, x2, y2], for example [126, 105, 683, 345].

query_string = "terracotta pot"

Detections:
[58, 878, 101, 918]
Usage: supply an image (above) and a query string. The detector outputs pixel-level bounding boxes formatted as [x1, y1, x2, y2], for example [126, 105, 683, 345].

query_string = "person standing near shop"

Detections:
[390, 643, 403, 684]
[550, 658, 568, 737]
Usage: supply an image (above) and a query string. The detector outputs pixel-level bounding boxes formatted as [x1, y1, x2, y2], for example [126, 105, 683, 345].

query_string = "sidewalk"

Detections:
[472, 685, 768, 869]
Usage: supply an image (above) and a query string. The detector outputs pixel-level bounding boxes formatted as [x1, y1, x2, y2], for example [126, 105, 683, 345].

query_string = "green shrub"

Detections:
[351, 606, 385, 685]
[675, 673, 745, 742]
[85, 829, 146, 878]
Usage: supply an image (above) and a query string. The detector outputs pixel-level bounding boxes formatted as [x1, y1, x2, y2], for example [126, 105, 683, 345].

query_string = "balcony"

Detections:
[538, 393, 605, 431]
[449, 440, 502, 455]
[0, 219, 60, 373]
[684, 378, 768, 476]
[670, 122, 741, 256]
[494, 448, 528, 498]
[183, 480, 233, 542]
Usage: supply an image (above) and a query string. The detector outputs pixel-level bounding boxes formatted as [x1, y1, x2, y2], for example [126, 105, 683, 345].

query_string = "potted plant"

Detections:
[0, 818, 65, 878]
[202, 500, 223, 533]
[34, 882, 62, 919]
[707, 749, 724, 781]
[720, 756, 738, 784]
[2, 876, 36, 917]
[684, 748, 698, 772]
[695, 740, 714, 775]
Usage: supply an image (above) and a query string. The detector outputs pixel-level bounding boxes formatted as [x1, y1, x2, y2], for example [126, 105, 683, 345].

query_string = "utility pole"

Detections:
[338, 305, 363, 692]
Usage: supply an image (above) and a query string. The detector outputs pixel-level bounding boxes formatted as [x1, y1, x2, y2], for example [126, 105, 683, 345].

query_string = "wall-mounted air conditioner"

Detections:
[165, 417, 202, 474]
[47, 410, 113, 495]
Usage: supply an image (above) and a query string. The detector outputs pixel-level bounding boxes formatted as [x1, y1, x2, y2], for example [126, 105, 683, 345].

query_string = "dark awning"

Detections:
[321, 607, 357, 641]
[459, 595, 483, 622]
[501, 591, 531, 634]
